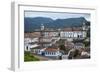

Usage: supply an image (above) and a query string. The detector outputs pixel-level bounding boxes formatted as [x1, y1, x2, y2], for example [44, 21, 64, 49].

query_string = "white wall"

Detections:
[0, 0, 100, 73]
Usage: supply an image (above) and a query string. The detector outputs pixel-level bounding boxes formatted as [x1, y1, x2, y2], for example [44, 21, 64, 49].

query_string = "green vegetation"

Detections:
[59, 44, 66, 51]
[83, 41, 90, 47]
[24, 51, 39, 62]
[57, 39, 71, 54]
[59, 44, 70, 54]
[73, 38, 90, 47]
[87, 28, 90, 37]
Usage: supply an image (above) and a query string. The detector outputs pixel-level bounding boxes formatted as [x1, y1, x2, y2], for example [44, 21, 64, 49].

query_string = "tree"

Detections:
[87, 28, 90, 37]
[59, 44, 66, 51]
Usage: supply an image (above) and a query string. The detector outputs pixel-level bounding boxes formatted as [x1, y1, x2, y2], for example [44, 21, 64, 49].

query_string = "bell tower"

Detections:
[41, 24, 44, 31]
[82, 22, 87, 38]
[82, 22, 86, 31]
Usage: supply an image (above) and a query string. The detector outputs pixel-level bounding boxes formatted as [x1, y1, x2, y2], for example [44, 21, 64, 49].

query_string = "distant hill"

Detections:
[24, 17, 88, 32]
[24, 17, 53, 32]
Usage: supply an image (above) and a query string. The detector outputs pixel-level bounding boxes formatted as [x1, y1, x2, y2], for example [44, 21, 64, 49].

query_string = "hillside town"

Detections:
[24, 22, 90, 61]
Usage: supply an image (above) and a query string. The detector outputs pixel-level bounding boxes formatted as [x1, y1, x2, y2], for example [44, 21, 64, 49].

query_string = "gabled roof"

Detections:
[45, 48, 58, 52]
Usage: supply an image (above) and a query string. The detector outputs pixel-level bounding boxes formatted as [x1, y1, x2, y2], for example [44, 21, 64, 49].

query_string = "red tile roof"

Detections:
[45, 48, 58, 52]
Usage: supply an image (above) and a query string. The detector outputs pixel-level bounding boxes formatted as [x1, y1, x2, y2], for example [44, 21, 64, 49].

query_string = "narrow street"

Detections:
[33, 54, 53, 61]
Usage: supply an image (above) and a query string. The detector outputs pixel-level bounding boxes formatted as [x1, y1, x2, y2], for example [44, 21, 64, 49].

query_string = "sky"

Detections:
[24, 11, 90, 21]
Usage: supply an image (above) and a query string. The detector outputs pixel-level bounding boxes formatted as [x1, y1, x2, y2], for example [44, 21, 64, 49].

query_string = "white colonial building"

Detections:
[31, 46, 46, 55]
[24, 37, 39, 51]
[43, 31, 59, 37]
[43, 48, 61, 56]
[74, 43, 85, 49]
[60, 30, 86, 39]
[60, 22, 87, 39]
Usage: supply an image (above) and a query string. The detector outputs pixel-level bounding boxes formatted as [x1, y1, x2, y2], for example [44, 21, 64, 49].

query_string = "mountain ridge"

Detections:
[24, 17, 88, 32]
